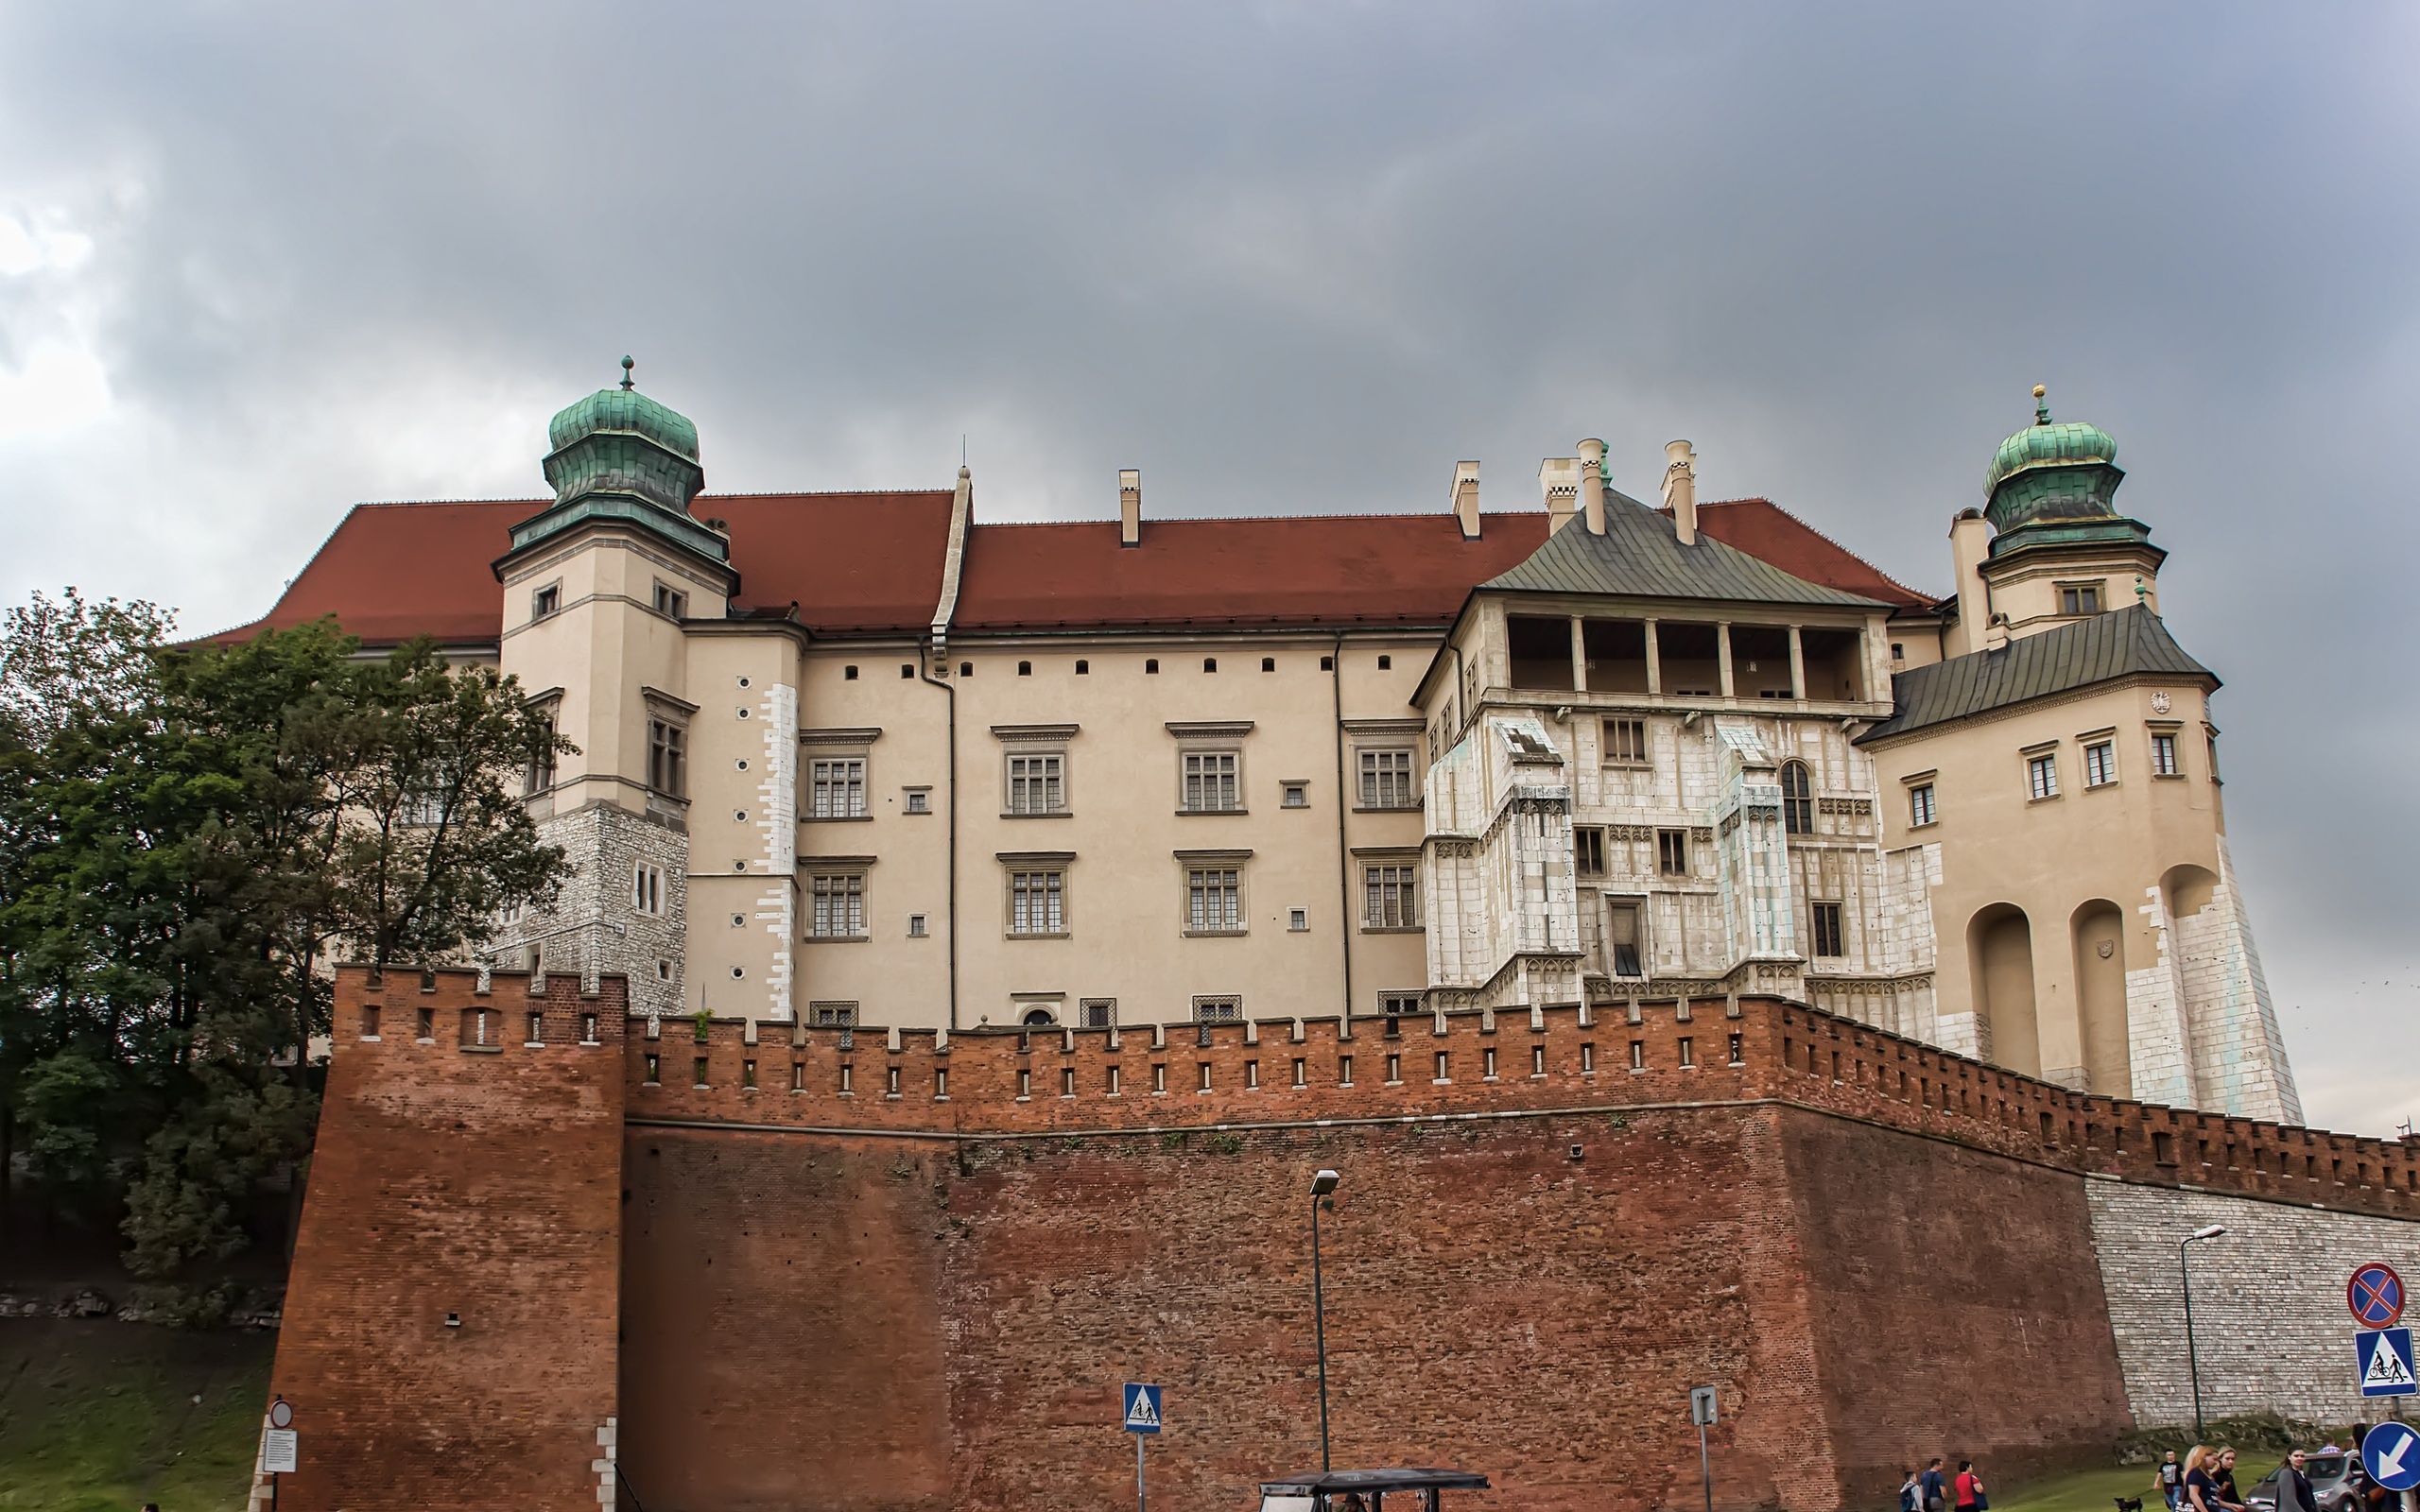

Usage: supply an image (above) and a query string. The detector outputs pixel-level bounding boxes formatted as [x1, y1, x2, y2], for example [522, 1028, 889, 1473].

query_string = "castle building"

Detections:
[225, 373, 2298, 1121]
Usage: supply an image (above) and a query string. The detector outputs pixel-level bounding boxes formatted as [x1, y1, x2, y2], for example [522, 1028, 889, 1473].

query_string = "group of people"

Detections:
[2156, 1446, 2252, 1512]
[1900, 1457, 1988, 1512]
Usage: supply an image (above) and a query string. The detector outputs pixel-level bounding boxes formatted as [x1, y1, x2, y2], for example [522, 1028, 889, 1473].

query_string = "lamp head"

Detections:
[1311, 1169, 1340, 1196]
[2189, 1224, 2227, 1241]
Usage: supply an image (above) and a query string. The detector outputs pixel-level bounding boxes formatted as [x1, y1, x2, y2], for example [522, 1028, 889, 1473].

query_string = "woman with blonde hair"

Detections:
[2184, 1446, 2221, 1512]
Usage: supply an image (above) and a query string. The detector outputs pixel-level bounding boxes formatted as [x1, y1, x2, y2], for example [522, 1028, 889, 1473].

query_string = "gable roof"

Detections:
[1685, 498, 1937, 610]
[1856, 604, 2213, 743]
[1484, 490, 1890, 609]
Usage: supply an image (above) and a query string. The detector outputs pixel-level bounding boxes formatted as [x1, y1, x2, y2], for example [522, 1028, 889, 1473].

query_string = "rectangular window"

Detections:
[1338, 1055, 1353, 1086]
[742, 1058, 757, 1090]
[1678, 1037, 1695, 1069]
[1657, 829, 1689, 876]
[1197, 1062, 1213, 1091]
[1292, 1057, 1307, 1088]
[1152, 1062, 1167, 1093]
[693, 1057, 709, 1087]
[398, 784, 447, 828]
[1386, 1053, 1402, 1083]
[1358, 749, 1415, 809]
[653, 582, 688, 619]
[532, 583, 561, 619]
[1379, 991, 1422, 1019]
[1606, 901, 1643, 977]
[2027, 753, 2058, 800]
[525, 713, 558, 794]
[886, 1065, 902, 1096]
[644, 1053, 661, 1083]
[1187, 868, 1242, 932]
[648, 719, 686, 798]
[1194, 997, 1242, 1022]
[1434, 1051, 1450, 1082]
[1574, 826, 1606, 878]
[2060, 584, 2102, 615]
[1602, 717, 1649, 765]
[908, 913, 928, 937]
[1531, 1044, 1547, 1076]
[1008, 753, 1064, 815]
[1288, 907, 1308, 932]
[1010, 871, 1065, 936]
[1580, 1042, 1596, 1073]
[811, 758, 868, 818]
[1245, 1060, 1259, 1090]
[1729, 1034, 1744, 1065]
[1062, 1066, 1077, 1097]
[2084, 742, 2116, 788]
[838, 1063, 854, 1093]
[1909, 782, 1937, 827]
[790, 1061, 804, 1091]
[1282, 782, 1308, 808]
[809, 1002, 857, 1027]
[361, 1005, 381, 1040]
[1183, 750, 1241, 812]
[633, 862, 665, 917]
[2152, 731, 2180, 776]
[1080, 998, 1116, 1028]
[1630, 1040, 1646, 1070]
[527, 1009, 544, 1043]
[906, 789, 931, 814]
[808, 874, 865, 938]
[1363, 866, 1417, 929]
[1106, 1064, 1121, 1094]
[1809, 902, 1844, 958]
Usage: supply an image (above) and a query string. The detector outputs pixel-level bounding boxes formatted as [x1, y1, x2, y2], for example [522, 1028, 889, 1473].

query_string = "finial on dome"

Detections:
[2032, 384, 2049, 424]
[620, 355, 635, 391]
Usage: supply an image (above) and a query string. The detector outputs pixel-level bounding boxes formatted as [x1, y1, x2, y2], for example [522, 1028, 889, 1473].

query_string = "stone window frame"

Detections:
[529, 578, 564, 624]
[1177, 848, 1253, 937]
[641, 688, 697, 813]
[2147, 719, 2187, 781]
[1353, 847, 1423, 934]
[1601, 716, 1651, 767]
[801, 855, 875, 942]
[2055, 578, 2107, 616]
[522, 687, 562, 796]
[994, 723, 1078, 818]
[1656, 828, 1690, 877]
[632, 860, 666, 918]
[1168, 720, 1253, 816]
[2077, 726, 2119, 790]
[1345, 717, 1426, 813]
[800, 727, 882, 822]
[999, 850, 1074, 939]
[1280, 780, 1310, 809]
[1192, 995, 1244, 1023]
[2021, 739, 2061, 802]
[1900, 768, 1939, 831]
[1807, 899, 1845, 958]
[1603, 894, 1648, 978]
[650, 578, 689, 622]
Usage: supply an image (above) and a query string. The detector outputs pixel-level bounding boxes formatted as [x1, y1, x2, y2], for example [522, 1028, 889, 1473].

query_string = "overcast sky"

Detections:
[3, 3, 2413, 1133]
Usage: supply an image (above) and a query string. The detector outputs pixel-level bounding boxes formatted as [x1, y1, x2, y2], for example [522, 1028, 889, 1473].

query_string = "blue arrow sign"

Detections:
[2365, 1421, 2420, 1490]
[2358, 1329, 2417, 1399]
[1123, 1383, 1162, 1435]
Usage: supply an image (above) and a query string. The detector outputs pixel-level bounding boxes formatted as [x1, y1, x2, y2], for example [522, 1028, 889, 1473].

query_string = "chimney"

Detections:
[1662, 440, 1698, 545]
[1538, 456, 1581, 534]
[1945, 508, 1993, 656]
[1119, 469, 1141, 547]
[1578, 438, 1608, 535]
[1451, 460, 1481, 540]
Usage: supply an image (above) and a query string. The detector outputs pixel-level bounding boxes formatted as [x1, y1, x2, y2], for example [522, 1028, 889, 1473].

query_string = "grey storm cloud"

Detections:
[3, 2, 2415, 1129]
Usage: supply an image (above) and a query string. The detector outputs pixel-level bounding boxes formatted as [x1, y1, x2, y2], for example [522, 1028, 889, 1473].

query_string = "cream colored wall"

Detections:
[1867, 679, 2224, 1098]
[1983, 553, 2163, 637]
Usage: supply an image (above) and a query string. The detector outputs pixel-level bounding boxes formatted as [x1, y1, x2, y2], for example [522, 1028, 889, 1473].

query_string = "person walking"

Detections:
[2158, 1452, 2186, 1512]
[1901, 1469, 1923, 1512]
[1956, 1460, 1988, 1512]
[2215, 1448, 2244, 1511]
[2186, 1446, 2221, 1512]
[1922, 1458, 1949, 1512]
[2276, 1450, 2321, 1512]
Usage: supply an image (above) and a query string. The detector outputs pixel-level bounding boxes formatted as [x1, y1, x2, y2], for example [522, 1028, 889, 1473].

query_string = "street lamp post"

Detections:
[1310, 1169, 1340, 1474]
[2181, 1224, 2227, 1437]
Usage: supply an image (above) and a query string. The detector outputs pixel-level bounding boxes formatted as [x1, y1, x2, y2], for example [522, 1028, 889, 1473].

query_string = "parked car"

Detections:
[2245, 1452, 2362, 1512]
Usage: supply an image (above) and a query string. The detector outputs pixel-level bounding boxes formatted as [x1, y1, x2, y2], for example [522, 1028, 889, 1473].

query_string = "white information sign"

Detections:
[264, 1428, 299, 1473]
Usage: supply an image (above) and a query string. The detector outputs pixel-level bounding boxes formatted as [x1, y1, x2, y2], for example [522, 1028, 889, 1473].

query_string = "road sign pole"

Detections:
[1136, 1429, 1146, 1512]
[1700, 1421, 1714, 1512]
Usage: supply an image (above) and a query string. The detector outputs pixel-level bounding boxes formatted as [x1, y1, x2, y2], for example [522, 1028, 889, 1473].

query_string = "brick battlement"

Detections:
[333, 967, 2417, 1220]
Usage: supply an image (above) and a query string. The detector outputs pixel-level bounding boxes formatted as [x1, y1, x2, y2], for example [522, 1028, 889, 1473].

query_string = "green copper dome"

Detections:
[1982, 387, 2127, 539]
[1986, 418, 2117, 496]
[509, 359, 727, 563]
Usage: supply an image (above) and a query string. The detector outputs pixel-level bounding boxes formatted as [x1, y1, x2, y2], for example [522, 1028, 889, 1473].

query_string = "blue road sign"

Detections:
[2358, 1328, 2417, 1398]
[2364, 1421, 2420, 1491]
[1123, 1383, 1163, 1435]
[2351, 1264, 2406, 1328]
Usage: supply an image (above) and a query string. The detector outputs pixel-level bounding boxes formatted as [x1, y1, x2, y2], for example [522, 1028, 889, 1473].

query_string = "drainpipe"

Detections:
[1332, 633, 1355, 1030]
[918, 465, 974, 1033]
[917, 645, 958, 1034]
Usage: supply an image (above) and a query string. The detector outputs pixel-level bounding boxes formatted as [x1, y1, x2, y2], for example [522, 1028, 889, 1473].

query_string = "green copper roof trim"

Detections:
[507, 490, 731, 563]
[515, 372, 724, 563]
[1985, 511, 2159, 564]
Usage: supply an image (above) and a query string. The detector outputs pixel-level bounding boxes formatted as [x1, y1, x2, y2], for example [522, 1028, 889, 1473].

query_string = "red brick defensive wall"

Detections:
[267, 968, 2420, 1512]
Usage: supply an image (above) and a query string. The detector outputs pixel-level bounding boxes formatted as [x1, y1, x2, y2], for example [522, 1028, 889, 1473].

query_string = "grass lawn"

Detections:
[0, 1319, 272, 1512]
[1993, 1459, 2286, 1512]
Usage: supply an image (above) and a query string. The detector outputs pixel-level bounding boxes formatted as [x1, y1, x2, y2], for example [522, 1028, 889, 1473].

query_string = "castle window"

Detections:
[1320, 655, 1334, 671]
[1146, 659, 1159, 674]
[1434, 1051, 1449, 1083]
[742, 1058, 757, 1090]
[1187, 866, 1243, 934]
[1379, 992, 1421, 1020]
[1377, 655, 1392, 670]
[1781, 762, 1813, 835]
[1574, 826, 1606, 878]
[1809, 901, 1844, 958]
[1020, 1006, 1056, 1027]
[2206, 732, 2221, 783]
[1080, 998, 1116, 1028]
[1183, 751, 1241, 813]
[2027, 753, 2059, 800]
[1531, 1045, 1547, 1076]
[1196, 1062, 1216, 1091]
[525, 706, 559, 795]
[1203, 658, 1218, 673]
[652, 582, 687, 620]
[2060, 583, 2103, 615]
[908, 913, 928, 937]
[1362, 866, 1417, 930]
[633, 862, 665, 917]
[1338, 1055, 1353, 1086]
[1606, 901, 1643, 977]
[901, 663, 914, 679]
[1630, 1040, 1646, 1070]
[2152, 731, 2181, 777]
[1075, 660, 1089, 675]
[790, 1061, 804, 1091]
[1602, 717, 1649, 765]
[1245, 1059, 1259, 1090]
[810, 1003, 857, 1027]
[2083, 741, 2117, 789]
[959, 662, 973, 678]
[1293, 1057, 1308, 1088]
[1386, 1054, 1402, 1083]
[1194, 996, 1242, 1022]
[808, 873, 867, 938]
[1017, 661, 1032, 676]
[1657, 829, 1689, 876]
[1910, 782, 1937, 827]
[582, 1012, 600, 1042]
[648, 718, 686, 799]
[1152, 1062, 1167, 1092]
[1678, 1037, 1695, 1069]
[1283, 782, 1308, 808]
[1729, 1034, 1744, 1065]
[1062, 1066, 1077, 1097]
[532, 582, 561, 620]
[905, 787, 931, 814]
[1357, 748, 1417, 809]
[417, 1006, 434, 1040]
[838, 1063, 854, 1093]
[1008, 753, 1065, 816]
[1262, 657, 1276, 672]
[644, 1054, 661, 1084]
[810, 758, 868, 818]
[842, 664, 857, 680]
[1106, 1064, 1121, 1094]
[693, 1057, 709, 1087]
[1581, 1043, 1596, 1073]
[1288, 907, 1308, 932]
[1016, 1068, 1031, 1099]
[361, 1005, 381, 1040]
[1009, 868, 1066, 936]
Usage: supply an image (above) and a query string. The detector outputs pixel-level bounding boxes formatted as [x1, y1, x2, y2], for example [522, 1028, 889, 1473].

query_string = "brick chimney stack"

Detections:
[1578, 438, 1608, 535]
[1119, 470, 1141, 547]
[1663, 440, 1698, 545]
[1451, 460, 1481, 540]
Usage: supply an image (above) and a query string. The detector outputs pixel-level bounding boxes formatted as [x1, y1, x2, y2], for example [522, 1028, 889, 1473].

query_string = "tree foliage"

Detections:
[0, 592, 574, 1302]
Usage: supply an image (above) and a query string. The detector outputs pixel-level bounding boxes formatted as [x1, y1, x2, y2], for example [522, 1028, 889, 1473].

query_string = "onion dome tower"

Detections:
[1979, 385, 2157, 570]
[508, 356, 728, 564]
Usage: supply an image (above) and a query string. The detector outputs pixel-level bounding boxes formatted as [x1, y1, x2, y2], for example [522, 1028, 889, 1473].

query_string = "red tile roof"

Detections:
[952, 514, 1549, 631]
[208, 489, 1928, 647]
[1678, 498, 1939, 610]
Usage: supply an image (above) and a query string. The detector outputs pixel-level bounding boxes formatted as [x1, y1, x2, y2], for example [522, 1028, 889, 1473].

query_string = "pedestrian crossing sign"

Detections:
[2357, 1327, 2416, 1397]
[1123, 1382, 1163, 1434]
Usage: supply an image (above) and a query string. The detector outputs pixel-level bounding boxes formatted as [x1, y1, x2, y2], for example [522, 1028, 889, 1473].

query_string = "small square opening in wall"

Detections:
[1075, 660, 1089, 675]
[1283, 782, 1308, 808]
[843, 665, 858, 680]
[908, 914, 928, 937]
[1146, 659, 1159, 674]
[1320, 656, 1334, 671]
[1262, 657, 1276, 672]
[1288, 907, 1308, 932]
[1377, 655, 1392, 670]
[900, 663, 914, 679]
[1018, 661, 1032, 676]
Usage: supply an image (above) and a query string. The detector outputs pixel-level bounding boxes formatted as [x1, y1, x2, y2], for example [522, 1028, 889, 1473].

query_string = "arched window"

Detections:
[1781, 761, 1813, 835]
[1021, 1007, 1057, 1027]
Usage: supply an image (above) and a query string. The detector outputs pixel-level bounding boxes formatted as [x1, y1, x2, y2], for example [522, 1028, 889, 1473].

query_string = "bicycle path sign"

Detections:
[2350, 1263, 2405, 1328]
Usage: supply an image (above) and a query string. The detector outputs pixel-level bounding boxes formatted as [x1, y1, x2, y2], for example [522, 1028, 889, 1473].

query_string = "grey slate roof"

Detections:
[1857, 604, 2214, 743]
[1483, 490, 1889, 608]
